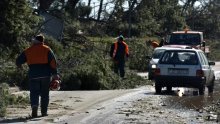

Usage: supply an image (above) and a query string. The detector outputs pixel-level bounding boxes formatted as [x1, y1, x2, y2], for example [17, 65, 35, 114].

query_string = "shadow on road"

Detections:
[0, 116, 43, 124]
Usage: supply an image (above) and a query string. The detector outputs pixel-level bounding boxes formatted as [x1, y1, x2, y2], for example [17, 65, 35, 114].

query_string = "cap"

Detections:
[35, 34, 44, 42]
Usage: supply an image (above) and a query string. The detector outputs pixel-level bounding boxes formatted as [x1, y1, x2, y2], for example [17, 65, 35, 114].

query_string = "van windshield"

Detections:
[169, 33, 201, 45]
[152, 49, 166, 59]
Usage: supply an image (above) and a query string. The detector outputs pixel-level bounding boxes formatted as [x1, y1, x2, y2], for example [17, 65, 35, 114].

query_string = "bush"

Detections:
[44, 35, 63, 56]
[0, 57, 28, 89]
[1, 35, 152, 91]
[0, 83, 29, 117]
[126, 38, 153, 71]
[207, 39, 220, 61]
[58, 37, 151, 90]
[0, 83, 8, 117]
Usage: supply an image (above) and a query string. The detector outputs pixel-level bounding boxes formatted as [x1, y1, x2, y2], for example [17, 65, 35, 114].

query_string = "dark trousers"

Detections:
[29, 77, 51, 113]
[114, 60, 125, 77]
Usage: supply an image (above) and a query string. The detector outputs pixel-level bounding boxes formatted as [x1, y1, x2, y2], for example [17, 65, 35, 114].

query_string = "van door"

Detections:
[198, 52, 211, 84]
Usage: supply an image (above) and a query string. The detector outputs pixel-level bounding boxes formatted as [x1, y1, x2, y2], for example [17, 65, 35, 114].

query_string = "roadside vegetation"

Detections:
[207, 40, 220, 61]
[0, 83, 29, 117]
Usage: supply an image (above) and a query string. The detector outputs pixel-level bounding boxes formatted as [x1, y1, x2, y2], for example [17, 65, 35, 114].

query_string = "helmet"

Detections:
[117, 35, 124, 41]
[50, 79, 61, 91]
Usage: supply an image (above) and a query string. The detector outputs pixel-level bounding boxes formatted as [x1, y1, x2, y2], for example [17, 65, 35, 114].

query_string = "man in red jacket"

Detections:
[110, 35, 129, 78]
[16, 34, 59, 118]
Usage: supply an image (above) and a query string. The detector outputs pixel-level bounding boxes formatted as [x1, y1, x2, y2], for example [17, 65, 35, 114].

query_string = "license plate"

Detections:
[168, 68, 188, 75]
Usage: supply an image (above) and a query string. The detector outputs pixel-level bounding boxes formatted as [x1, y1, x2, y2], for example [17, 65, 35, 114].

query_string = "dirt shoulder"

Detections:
[2, 88, 135, 123]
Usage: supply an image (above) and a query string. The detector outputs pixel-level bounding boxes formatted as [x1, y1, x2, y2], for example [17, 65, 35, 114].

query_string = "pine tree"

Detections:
[0, 0, 40, 46]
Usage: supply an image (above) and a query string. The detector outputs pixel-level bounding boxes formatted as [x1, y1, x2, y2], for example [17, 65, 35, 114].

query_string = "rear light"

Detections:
[154, 68, 160, 75]
[151, 64, 156, 69]
[196, 70, 204, 77]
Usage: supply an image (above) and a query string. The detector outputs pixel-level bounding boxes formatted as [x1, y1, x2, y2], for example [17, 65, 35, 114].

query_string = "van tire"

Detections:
[155, 85, 162, 94]
[199, 85, 205, 95]
[167, 86, 172, 92]
[207, 78, 215, 93]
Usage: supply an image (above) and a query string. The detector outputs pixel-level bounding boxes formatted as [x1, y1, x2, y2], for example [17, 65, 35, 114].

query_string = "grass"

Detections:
[0, 83, 29, 117]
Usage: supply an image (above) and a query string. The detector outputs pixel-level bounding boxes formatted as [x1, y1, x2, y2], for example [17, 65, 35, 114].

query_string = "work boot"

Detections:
[31, 106, 38, 118]
[41, 113, 48, 117]
[41, 107, 48, 117]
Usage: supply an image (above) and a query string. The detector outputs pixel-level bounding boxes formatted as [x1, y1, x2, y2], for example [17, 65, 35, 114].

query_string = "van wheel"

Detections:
[199, 85, 205, 95]
[148, 73, 152, 80]
[207, 78, 215, 93]
[155, 85, 162, 94]
[167, 86, 172, 92]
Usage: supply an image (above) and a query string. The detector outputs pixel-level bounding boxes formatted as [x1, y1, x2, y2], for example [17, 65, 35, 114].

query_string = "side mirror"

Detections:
[146, 55, 152, 59]
[209, 61, 215, 66]
[201, 41, 206, 47]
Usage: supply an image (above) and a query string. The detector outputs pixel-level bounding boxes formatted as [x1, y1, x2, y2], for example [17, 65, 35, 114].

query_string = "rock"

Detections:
[159, 111, 164, 114]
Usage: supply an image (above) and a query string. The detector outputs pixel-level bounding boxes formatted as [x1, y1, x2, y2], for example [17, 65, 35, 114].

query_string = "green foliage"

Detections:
[182, 0, 220, 38]
[44, 35, 63, 56]
[0, 34, 152, 91]
[0, 83, 29, 117]
[0, 0, 40, 47]
[207, 39, 220, 61]
[103, 0, 185, 37]
[0, 58, 28, 89]
[57, 37, 150, 90]
[135, 0, 184, 35]
[0, 83, 8, 117]
[127, 38, 152, 71]
[75, 3, 92, 18]
[64, 21, 81, 35]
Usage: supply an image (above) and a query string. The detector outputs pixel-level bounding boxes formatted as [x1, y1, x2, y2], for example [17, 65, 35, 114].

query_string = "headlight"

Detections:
[151, 64, 156, 69]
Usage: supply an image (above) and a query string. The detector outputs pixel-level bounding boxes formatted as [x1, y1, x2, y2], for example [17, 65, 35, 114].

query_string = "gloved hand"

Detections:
[50, 79, 61, 91]
[50, 74, 61, 91]
[52, 74, 60, 80]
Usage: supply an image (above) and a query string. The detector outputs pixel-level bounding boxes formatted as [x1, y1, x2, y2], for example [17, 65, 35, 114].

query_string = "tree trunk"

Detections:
[88, 0, 92, 6]
[87, 0, 92, 18]
[61, 0, 65, 8]
[129, 0, 137, 11]
[67, 0, 80, 10]
[39, 0, 55, 11]
[97, 0, 104, 21]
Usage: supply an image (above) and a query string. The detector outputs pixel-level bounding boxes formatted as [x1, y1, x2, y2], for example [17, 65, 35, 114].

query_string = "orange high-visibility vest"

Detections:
[113, 41, 129, 58]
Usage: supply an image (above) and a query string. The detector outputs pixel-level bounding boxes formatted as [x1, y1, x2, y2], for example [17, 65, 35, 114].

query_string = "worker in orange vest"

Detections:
[110, 35, 129, 78]
[16, 34, 59, 118]
[151, 40, 159, 49]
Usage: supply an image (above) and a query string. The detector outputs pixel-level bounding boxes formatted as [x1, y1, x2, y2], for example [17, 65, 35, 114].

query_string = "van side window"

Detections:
[201, 52, 208, 65]
[199, 52, 208, 65]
